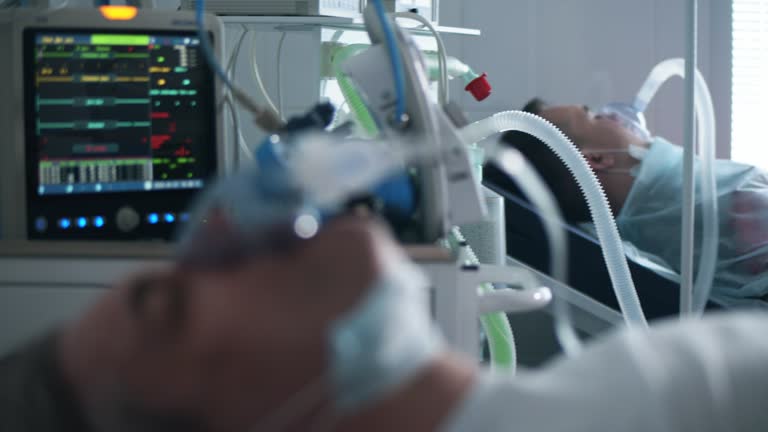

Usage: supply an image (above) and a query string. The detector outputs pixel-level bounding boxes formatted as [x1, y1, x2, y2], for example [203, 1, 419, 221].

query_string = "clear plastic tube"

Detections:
[493, 148, 581, 356]
[333, 44, 380, 137]
[447, 228, 517, 372]
[250, 32, 282, 118]
[459, 111, 648, 328]
[423, 54, 479, 85]
[634, 58, 718, 315]
[195, 0, 283, 132]
[393, 12, 449, 105]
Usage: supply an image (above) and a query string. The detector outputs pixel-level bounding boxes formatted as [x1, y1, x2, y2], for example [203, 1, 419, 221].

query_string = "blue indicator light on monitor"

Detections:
[164, 213, 176, 223]
[179, 212, 190, 222]
[76, 217, 88, 228]
[147, 213, 159, 225]
[34, 217, 47, 232]
[58, 218, 71, 229]
[93, 216, 105, 228]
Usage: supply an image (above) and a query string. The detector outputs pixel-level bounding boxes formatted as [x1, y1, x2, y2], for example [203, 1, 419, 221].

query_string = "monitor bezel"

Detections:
[0, 9, 228, 244]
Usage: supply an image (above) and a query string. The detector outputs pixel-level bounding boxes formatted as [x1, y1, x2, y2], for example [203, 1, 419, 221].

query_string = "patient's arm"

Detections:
[445, 312, 768, 432]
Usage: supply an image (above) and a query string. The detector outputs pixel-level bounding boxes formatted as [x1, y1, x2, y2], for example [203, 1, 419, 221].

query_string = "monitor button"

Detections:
[35, 217, 48, 232]
[116, 206, 140, 232]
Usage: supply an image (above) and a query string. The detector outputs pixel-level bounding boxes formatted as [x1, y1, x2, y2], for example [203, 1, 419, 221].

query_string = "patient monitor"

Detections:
[0, 8, 229, 242]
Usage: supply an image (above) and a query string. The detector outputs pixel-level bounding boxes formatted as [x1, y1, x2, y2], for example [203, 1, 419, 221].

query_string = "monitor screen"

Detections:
[25, 29, 216, 196]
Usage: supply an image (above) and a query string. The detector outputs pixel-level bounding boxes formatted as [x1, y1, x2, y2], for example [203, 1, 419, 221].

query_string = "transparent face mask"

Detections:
[597, 102, 652, 143]
[580, 144, 648, 176]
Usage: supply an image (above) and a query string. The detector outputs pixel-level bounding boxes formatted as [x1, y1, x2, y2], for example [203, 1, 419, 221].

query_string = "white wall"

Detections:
[439, 0, 732, 157]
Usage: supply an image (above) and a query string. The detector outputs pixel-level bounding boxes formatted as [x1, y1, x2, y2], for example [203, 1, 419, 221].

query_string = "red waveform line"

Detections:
[174, 147, 191, 157]
[168, 122, 177, 133]
[151, 134, 171, 150]
[151, 111, 170, 119]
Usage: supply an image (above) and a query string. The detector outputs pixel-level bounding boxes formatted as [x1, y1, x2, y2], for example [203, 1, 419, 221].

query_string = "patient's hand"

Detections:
[58, 216, 406, 432]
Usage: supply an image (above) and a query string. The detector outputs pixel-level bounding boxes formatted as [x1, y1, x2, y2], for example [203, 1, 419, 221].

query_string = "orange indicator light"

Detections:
[99, 5, 138, 21]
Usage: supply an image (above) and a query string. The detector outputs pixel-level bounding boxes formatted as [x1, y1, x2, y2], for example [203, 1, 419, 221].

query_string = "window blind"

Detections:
[731, 0, 768, 167]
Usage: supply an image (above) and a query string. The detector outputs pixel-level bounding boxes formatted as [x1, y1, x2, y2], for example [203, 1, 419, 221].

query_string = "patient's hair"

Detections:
[488, 98, 591, 223]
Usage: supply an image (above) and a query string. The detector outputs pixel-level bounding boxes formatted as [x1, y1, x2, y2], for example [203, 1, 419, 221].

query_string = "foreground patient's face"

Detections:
[539, 104, 640, 151]
[64, 217, 398, 430]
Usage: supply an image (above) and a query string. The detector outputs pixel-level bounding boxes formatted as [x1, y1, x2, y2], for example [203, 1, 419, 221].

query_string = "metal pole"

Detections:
[680, 0, 697, 316]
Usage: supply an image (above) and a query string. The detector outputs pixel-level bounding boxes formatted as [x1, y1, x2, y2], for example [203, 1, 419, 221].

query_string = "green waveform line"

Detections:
[153, 157, 197, 165]
[113, 53, 150, 59]
[79, 53, 111, 59]
[37, 98, 150, 106]
[37, 121, 151, 131]
[38, 122, 75, 129]
[37, 99, 73, 106]
[116, 99, 150, 104]
[41, 51, 148, 59]
[115, 121, 151, 128]
[41, 52, 73, 58]
[148, 89, 198, 96]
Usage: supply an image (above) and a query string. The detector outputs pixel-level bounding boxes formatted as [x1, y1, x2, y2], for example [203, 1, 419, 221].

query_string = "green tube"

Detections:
[479, 283, 516, 371]
[446, 229, 517, 372]
[332, 44, 379, 137]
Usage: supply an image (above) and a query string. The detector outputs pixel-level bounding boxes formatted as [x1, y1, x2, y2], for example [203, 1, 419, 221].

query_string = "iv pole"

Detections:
[680, 0, 698, 316]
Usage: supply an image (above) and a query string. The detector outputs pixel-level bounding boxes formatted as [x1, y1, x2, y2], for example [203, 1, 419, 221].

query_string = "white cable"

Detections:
[250, 32, 282, 119]
[226, 27, 253, 162]
[393, 12, 449, 105]
[276, 32, 287, 116]
[224, 95, 253, 161]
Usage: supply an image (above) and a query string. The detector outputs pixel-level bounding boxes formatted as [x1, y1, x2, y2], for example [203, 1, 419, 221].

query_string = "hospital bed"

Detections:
[483, 163, 722, 321]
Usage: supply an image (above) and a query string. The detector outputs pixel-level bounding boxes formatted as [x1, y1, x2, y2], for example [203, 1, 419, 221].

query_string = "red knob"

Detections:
[465, 73, 492, 101]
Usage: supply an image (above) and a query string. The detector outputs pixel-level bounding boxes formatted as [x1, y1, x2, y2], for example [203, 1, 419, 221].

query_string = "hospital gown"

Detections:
[445, 312, 768, 432]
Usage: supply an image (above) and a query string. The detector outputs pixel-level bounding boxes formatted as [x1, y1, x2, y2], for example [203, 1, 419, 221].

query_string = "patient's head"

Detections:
[500, 98, 648, 221]
[60, 216, 405, 432]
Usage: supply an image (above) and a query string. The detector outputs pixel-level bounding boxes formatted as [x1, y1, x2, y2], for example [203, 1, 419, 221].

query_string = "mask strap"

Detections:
[582, 144, 647, 177]
[580, 144, 648, 161]
[580, 148, 628, 155]
[596, 164, 641, 177]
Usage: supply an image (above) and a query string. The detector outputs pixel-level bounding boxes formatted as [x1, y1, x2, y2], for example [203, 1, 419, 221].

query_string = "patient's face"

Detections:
[62, 216, 399, 431]
[538, 104, 644, 152]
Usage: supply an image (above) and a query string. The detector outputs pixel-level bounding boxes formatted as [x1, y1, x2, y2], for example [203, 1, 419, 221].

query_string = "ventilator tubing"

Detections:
[634, 58, 718, 314]
[334, 44, 380, 137]
[423, 53, 479, 85]
[459, 111, 648, 327]
[448, 228, 517, 372]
